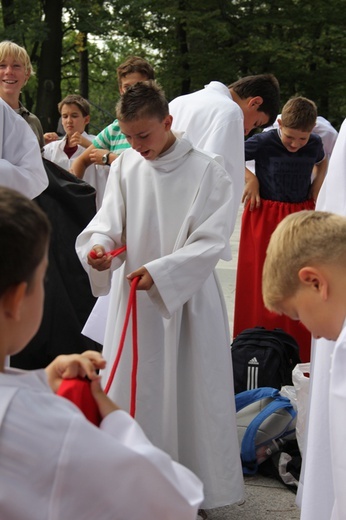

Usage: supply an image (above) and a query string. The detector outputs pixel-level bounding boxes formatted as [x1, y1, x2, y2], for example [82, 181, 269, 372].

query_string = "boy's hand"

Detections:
[87, 245, 113, 271]
[44, 132, 59, 144]
[89, 148, 110, 165]
[127, 266, 154, 290]
[90, 377, 121, 418]
[46, 350, 106, 393]
[242, 175, 261, 211]
[69, 132, 92, 149]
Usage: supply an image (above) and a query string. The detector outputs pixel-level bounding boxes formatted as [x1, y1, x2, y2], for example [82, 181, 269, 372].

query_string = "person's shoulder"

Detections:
[107, 119, 121, 133]
[308, 132, 323, 146]
[246, 129, 276, 145]
[188, 143, 229, 174]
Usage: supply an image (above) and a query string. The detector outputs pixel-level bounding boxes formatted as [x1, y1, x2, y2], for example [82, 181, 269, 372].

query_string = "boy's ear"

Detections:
[164, 114, 173, 131]
[298, 267, 328, 299]
[247, 96, 263, 109]
[84, 115, 90, 126]
[2, 282, 27, 321]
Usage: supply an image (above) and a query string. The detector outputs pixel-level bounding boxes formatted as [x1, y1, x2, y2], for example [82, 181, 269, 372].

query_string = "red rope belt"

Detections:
[57, 245, 140, 423]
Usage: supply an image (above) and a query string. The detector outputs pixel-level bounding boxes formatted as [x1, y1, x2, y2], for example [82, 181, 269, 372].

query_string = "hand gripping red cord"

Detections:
[89, 245, 127, 259]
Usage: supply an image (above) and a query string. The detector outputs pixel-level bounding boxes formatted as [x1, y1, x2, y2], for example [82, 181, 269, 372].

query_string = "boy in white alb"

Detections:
[169, 74, 280, 233]
[262, 209, 346, 520]
[76, 81, 245, 511]
[0, 186, 203, 520]
[43, 95, 108, 208]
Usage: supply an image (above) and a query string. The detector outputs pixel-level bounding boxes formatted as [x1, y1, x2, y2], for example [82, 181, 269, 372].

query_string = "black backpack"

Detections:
[231, 327, 301, 394]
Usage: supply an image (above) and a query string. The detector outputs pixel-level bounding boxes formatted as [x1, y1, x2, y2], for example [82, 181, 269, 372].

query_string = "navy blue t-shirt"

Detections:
[245, 129, 325, 202]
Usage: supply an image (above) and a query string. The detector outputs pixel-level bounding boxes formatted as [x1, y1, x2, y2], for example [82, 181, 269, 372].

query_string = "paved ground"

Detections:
[206, 205, 301, 520]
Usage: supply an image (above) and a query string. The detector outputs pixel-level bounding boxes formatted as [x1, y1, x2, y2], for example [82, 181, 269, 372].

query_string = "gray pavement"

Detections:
[207, 206, 300, 519]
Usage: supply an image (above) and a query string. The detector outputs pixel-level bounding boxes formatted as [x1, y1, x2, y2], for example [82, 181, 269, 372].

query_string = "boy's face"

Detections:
[278, 120, 311, 152]
[278, 272, 345, 342]
[0, 55, 30, 99]
[239, 97, 269, 135]
[119, 115, 174, 161]
[61, 103, 90, 137]
[119, 72, 150, 94]
[9, 250, 48, 357]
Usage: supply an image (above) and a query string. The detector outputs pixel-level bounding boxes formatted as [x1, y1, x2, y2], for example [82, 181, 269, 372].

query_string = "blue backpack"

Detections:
[235, 387, 297, 475]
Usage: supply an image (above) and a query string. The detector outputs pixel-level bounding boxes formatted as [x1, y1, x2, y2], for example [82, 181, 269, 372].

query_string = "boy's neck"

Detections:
[160, 131, 176, 155]
[1, 93, 19, 110]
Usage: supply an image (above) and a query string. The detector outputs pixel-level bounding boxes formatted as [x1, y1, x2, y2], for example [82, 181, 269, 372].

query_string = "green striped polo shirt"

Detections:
[93, 119, 130, 154]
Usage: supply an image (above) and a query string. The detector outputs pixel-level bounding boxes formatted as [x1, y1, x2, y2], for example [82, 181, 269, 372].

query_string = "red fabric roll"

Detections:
[57, 377, 102, 426]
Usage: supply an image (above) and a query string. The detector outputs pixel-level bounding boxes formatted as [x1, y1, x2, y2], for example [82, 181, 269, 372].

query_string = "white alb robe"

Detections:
[298, 118, 346, 519]
[0, 97, 48, 198]
[0, 368, 203, 519]
[43, 132, 109, 209]
[76, 137, 245, 509]
[169, 82, 245, 236]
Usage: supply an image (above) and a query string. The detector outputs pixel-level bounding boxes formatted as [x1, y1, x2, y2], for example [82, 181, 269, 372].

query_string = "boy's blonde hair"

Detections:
[262, 211, 346, 312]
[280, 96, 317, 132]
[58, 94, 90, 117]
[0, 40, 33, 75]
[116, 80, 168, 122]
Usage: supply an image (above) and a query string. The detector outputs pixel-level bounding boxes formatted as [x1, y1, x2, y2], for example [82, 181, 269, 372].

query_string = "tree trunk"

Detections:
[78, 32, 89, 100]
[35, 0, 63, 132]
[1, 0, 15, 27]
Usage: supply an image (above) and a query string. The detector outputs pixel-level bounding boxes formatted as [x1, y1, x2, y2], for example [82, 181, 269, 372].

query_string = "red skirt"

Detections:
[233, 199, 315, 362]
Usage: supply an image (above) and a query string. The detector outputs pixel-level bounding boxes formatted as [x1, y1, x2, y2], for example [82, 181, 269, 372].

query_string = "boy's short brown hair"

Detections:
[116, 56, 155, 87]
[262, 210, 346, 313]
[280, 96, 317, 132]
[116, 80, 168, 122]
[228, 74, 280, 126]
[0, 40, 33, 75]
[58, 95, 90, 117]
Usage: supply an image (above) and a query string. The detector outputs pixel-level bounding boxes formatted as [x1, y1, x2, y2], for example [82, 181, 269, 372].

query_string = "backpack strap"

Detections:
[236, 388, 297, 475]
[235, 386, 280, 412]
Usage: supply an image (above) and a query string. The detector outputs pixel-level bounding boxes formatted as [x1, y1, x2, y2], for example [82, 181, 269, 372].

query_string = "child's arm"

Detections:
[311, 156, 328, 201]
[88, 147, 119, 166]
[45, 350, 106, 393]
[242, 167, 261, 211]
[70, 145, 94, 178]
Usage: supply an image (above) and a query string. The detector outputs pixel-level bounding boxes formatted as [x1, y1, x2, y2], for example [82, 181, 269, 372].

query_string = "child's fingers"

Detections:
[81, 350, 106, 369]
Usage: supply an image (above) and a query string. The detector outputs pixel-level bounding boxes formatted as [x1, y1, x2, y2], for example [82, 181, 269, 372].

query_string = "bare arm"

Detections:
[242, 167, 261, 211]
[70, 144, 95, 178]
[311, 156, 328, 201]
[88, 147, 119, 166]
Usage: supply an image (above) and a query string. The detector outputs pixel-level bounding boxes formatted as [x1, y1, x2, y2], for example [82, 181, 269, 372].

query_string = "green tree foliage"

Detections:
[0, 0, 346, 130]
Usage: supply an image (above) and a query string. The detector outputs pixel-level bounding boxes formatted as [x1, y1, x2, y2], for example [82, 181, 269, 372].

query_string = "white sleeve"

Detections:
[0, 100, 48, 198]
[76, 158, 126, 295]
[51, 410, 203, 520]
